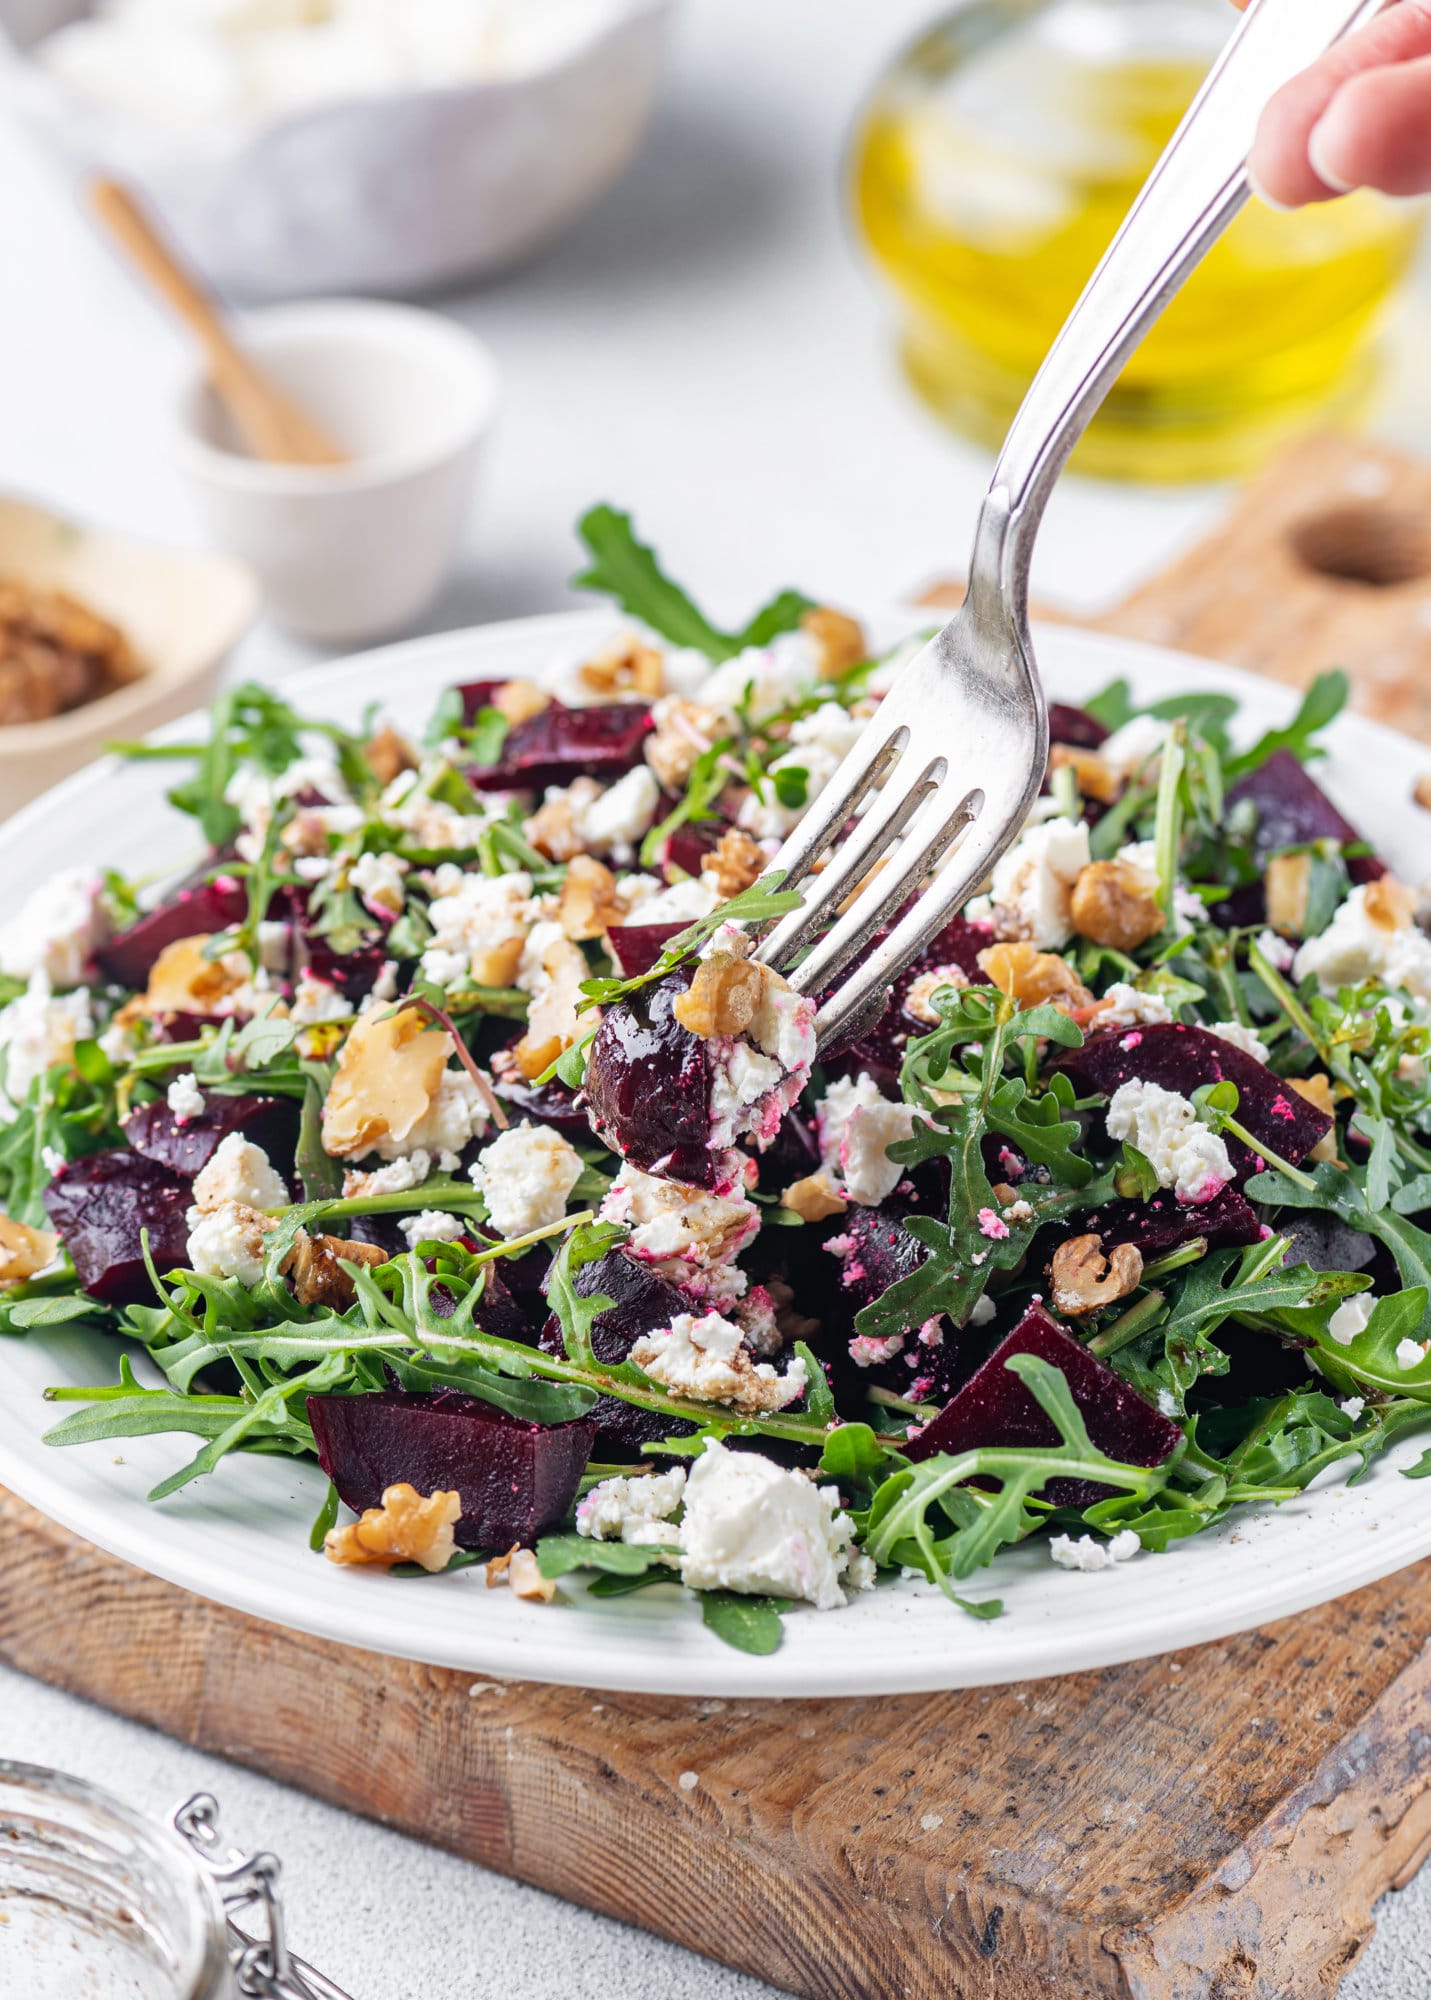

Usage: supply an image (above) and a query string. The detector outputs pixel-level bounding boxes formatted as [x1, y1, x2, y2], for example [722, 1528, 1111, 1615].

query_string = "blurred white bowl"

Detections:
[0, 493, 257, 818]
[176, 299, 497, 645]
[0, 0, 672, 298]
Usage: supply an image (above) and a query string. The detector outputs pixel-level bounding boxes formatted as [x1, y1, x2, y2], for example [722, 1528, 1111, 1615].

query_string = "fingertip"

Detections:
[1306, 117, 1357, 195]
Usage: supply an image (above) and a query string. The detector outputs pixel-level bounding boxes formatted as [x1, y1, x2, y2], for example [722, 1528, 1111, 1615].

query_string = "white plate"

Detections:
[1, 610, 1427, 1697]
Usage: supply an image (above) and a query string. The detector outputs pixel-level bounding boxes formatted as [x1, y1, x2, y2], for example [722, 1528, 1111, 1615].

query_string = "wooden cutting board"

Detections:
[8, 429, 1431, 2000]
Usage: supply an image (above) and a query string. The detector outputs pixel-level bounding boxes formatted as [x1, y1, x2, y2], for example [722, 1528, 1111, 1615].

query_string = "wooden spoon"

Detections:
[89, 177, 347, 468]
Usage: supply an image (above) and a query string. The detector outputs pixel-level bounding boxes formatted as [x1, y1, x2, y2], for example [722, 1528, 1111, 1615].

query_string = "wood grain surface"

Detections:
[9, 430, 1431, 1999]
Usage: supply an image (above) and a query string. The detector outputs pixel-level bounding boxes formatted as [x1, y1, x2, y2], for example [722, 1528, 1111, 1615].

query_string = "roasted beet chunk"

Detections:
[815, 1197, 966, 1406]
[1050, 1021, 1332, 1181]
[95, 876, 249, 990]
[125, 1091, 299, 1182]
[1049, 702, 1110, 751]
[904, 1304, 1182, 1506]
[1227, 749, 1384, 884]
[1094, 1185, 1263, 1258]
[467, 702, 653, 793]
[454, 678, 508, 724]
[826, 1200, 930, 1318]
[44, 1150, 192, 1306]
[584, 974, 719, 1190]
[307, 1390, 596, 1549]
[490, 1053, 592, 1140]
[605, 922, 686, 979]
[539, 1247, 696, 1452]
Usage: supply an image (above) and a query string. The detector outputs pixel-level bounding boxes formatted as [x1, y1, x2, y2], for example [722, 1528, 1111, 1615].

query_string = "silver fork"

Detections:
[754, 0, 1389, 1050]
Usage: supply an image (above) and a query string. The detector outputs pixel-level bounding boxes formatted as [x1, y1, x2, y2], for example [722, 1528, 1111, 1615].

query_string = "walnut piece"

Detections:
[283, 1230, 389, 1309]
[137, 936, 256, 1018]
[644, 697, 724, 791]
[977, 942, 1093, 1012]
[321, 1003, 451, 1158]
[1264, 852, 1311, 936]
[492, 678, 552, 725]
[485, 1544, 557, 1601]
[1289, 1072, 1340, 1162]
[578, 635, 664, 700]
[1049, 1234, 1144, 1318]
[702, 827, 766, 899]
[1415, 776, 1431, 814]
[324, 1483, 461, 1573]
[673, 952, 770, 1038]
[1048, 744, 1121, 805]
[555, 854, 627, 942]
[782, 1171, 848, 1222]
[1070, 860, 1163, 951]
[513, 935, 594, 1080]
[364, 722, 418, 786]
[0, 1213, 58, 1283]
[526, 777, 602, 863]
[1365, 875, 1418, 931]
[904, 963, 968, 1026]
[801, 605, 867, 679]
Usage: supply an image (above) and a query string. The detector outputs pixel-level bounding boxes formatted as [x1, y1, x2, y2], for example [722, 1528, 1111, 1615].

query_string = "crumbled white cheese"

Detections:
[370, 959, 400, 1003]
[1339, 1396, 1366, 1421]
[0, 973, 94, 1117]
[709, 1042, 784, 1143]
[1093, 981, 1174, 1030]
[191, 1132, 289, 1215]
[343, 1153, 433, 1198]
[98, 1020, 138, 1065]
[398, 1209, 467, 1249]
[1157, 1388, 1178, 1418]
[367, 1067, 489, 1164]
[382, 791, 495, 851]
[420, 867, 537, 990]
[1100, 714, 1171, 784]
[630, 1310, 807, 1414]
[1105, 1078, 1233, 1204]
[1255, 928, 1296, 973]
[468, 1122, 583, 1239]
[677, 1439, 871, 1610]
[698, 630, 821, 725]
[349, 848, 409, 918]
[577, 766, 661, 864]
[1294, 884, 1431, 1000]
[1049, 1529, 1141, 1572]
[1326, 1293, 1374, 1346]
[289, 974, 355, 1027]
[969, 1294, 996, 1327]
[599, 1163, 758, 1274]
[1396, 1337, 1429, 1371]
[0, 870, 105, 989]
[736, 702, 860, 839]
[185, 1200, 274, 1285]
[576, 1466, 687, 1547]
[1206, 1019, 1271, 1064]
[618, 875, 720, 926]
[979, 816, 1091, 949]
[166, 1072, 205, 1121]
[816, 1072, 919, 1207]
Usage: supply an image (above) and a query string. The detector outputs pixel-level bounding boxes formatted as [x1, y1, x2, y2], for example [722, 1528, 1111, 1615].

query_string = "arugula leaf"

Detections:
[700, 1591, 789, 1654]
[536, 1534, 667, 1580]
[1226, 669, 1349, 779]
[733, 590, 817, 651]
[574, 506, 736, 658]
[308, 1479, 340, 1552]
[578, 872, 801, 1009]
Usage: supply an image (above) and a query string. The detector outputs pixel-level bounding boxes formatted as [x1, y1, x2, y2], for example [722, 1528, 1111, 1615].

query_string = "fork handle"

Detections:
[978, 0, 1390, 614]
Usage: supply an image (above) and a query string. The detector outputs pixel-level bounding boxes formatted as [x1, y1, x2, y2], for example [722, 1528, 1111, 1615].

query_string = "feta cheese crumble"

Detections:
[1093, 982, 1173, 1030]
[0, 973, 95, 1117]
[0, 870, 105, 988]
[1396, 1337, 1429, 1371]
[970, 816, 1091, 949]
[1294, 883, 1431, 1000]
[185, 1202, 275, 1286]
[1105, 1078, 1233, 1204]
[420, 868, 537, 990]
[599, 1163, 758, 1281]
[191, 1133, 289, 1215]
[398, 1209, 467, 1249]
[629, 1310, 807, 1414]
[1049, 1529, 1141, 1572]
[1206, 1019, 1270, 1064]
[815, 1072, 919, 1207]
[1326, 1293, 1375, 1346]
[676, 1439, 873, 1610]
[166, 1072, 205, 1122]
[468, 1122, 583, 1239]
[576, 1466, 687, 1548]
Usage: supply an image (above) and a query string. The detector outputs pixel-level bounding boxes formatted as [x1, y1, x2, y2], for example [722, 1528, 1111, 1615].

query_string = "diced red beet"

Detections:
[1094, 1185, 1263, 1258]
[467, 703, 653, 793]
[827, 913, 996, 1084]
[584, 972, 722, 1191]
[426, 1259, 534, 1342]
[813, 1197, 965, 1406]
[307, 1390, 596, 1550]
[605, 922, 685, 979]
[539, 1247, 697, 1452]
[1049, 1021, 1333, 1182]
[662, 823, 723, 879]
[1227, 749, 1384, 884]
[903, 1304, 1182, 1505]
[825, 1200, 930, 1318]
[1048, 703, 1110, 751]
[95, 876, 249, 990]
[490, 1055, 592, 1140]
[454, 679, 510, 724]
[299, 930, 391, 1002]
[44, 1151, 192, 1306]
[124, 1091, 299, 1182]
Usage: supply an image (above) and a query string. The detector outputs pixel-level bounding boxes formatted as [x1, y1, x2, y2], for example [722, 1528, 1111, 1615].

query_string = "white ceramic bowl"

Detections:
[0, 493, 256, 819]
[175, 299, 497, 646]
[0, 0, 672, 298]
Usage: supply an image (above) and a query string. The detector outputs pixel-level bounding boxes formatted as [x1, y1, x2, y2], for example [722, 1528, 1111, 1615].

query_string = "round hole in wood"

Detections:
[1290, 503, 1431, 588]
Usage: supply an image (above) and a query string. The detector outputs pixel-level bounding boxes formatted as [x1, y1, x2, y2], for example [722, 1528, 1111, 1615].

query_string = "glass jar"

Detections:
[851, 0, 1426, 481]
[0, 1763, 233, 1999]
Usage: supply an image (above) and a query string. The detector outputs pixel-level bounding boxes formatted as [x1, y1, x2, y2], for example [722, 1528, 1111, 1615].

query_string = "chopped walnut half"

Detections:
[283, 1230, 389, 1309]
[0, 1213, 57, 1283]
[321, 1003, 451, 1158]
[645, 697, 725, 791]
[578, 635, 664, 700]
[514, 934, 594, 1080]
[702, 827, 766, 899]
[1048, 744, 1121, 805]
[1415, 776, 1431, 814]
[137, 935, 254, 1018]
[526, 777, 602, 863]
[1365, 875, 1418, 931]
[1264, 852, 1311, 936]
[904, 963, 969, 1026]
[365, 722, 418, 787]
[673, 952, 771, 1038]
[977, 942, 1093, 1012]
[1289, 1072, 1341, 1163]
[801, 605, 867, 679]
[1070, 860, 1163, 952]
[555, 854, 627, 941]
[782, 1171, 848, 1223]
[1049, 1234, 1144, 1318]
[486, 1544, 557, 1601]
[492, 678, 552, 726]
[324, 1483, 461, 1573]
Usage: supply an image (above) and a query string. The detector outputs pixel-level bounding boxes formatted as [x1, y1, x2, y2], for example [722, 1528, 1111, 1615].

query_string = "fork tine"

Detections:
[760, 723, 909, 901]
[755, 752, 949, 972]
[788, 780, 983, 999]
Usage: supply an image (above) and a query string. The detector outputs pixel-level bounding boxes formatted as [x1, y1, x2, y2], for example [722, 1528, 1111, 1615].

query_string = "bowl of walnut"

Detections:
[0, 494, 257, 817]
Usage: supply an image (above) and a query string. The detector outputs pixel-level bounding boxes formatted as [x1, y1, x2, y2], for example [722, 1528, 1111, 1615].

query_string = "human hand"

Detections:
[1237, 0, 1431, 206]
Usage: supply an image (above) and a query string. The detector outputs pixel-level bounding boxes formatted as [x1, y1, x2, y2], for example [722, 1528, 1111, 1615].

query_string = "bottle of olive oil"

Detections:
[853, 0, 1424, 480]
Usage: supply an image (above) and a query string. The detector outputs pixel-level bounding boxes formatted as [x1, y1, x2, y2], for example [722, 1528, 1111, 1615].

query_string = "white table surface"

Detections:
[4, 0, 1431, 1991]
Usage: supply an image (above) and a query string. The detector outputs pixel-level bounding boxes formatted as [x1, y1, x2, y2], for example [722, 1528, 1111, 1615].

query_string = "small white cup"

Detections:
[175, 299, 497, 645]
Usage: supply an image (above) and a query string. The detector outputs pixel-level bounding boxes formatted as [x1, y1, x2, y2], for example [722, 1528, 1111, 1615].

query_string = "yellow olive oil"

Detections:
[852, 0, 1424, 480]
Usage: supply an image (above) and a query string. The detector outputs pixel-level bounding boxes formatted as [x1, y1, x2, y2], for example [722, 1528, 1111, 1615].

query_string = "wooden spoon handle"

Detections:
[88, 178, 346, 468]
